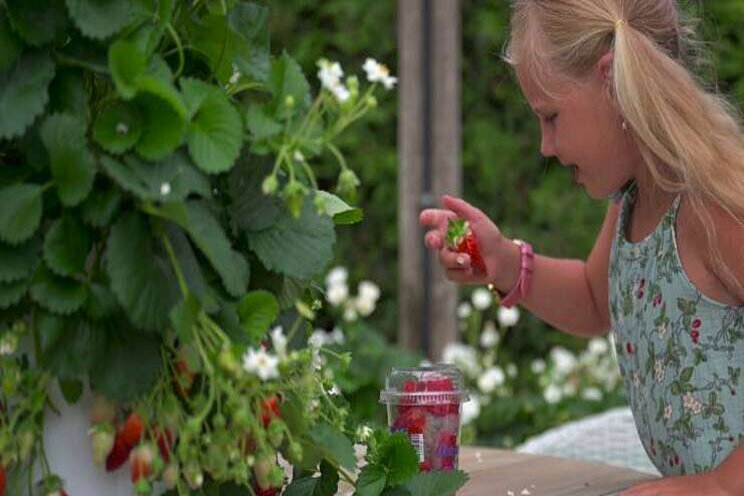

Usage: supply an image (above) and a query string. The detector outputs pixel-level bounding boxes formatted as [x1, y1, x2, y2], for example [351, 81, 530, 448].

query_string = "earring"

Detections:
[621, 120, 628, 131]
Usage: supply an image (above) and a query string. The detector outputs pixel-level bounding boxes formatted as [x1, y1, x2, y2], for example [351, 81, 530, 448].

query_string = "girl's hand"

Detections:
[621, 471, 732, 496]
[419, 195, 519, 288]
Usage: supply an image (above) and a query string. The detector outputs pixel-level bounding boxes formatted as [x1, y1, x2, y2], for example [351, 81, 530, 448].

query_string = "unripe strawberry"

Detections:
[89, 423, 115, 466]
[130, 445, 154, 483]
[162, 462, 180, 489]
[253, 452, 275, 490]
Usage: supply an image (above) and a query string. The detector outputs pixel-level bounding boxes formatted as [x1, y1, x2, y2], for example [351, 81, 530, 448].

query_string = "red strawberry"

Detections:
[0, 464, 5, 496]
[393, 407, 426, 434]
[156, 428, 174, 463]
[446, 219, 487, 273]
[419, 460, 431, 472]
[260, 396, 281, 427]
[106, 412, 144, 472]
[130, 445, 154, 483]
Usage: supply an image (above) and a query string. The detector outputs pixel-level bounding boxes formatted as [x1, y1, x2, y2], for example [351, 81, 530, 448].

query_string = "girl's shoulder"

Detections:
[679, 196, 744, 304]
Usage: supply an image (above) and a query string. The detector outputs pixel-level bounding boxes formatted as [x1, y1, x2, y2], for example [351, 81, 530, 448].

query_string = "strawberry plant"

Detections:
[0, 0, 467, 494]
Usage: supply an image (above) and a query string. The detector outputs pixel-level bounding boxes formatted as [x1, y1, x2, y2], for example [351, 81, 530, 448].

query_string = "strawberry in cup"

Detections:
[380, 365, 469, 472]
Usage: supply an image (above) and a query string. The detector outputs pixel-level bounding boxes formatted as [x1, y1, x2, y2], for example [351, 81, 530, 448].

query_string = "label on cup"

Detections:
[410, 433, 425, 462]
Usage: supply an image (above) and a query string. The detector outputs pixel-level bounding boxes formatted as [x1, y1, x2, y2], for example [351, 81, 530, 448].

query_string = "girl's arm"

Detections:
[420, 197, 621, 337]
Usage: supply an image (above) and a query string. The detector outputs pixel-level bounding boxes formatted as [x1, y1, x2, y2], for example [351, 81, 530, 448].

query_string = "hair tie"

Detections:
[615, 19, 626, 30]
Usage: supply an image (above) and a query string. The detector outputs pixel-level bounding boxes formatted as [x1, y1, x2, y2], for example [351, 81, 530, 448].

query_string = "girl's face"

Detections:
[516, 55, 642, 199]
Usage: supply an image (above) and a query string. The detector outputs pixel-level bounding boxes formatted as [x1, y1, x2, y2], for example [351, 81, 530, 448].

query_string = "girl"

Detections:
[420, 1, 744, 494]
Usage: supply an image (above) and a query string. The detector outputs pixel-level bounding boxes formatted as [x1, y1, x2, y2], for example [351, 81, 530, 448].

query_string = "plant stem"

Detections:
[161, 233, 189, 297]
[166, 23, 185, 79]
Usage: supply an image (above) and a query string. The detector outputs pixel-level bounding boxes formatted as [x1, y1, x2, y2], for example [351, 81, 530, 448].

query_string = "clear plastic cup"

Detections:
[379, 364, 469, 472]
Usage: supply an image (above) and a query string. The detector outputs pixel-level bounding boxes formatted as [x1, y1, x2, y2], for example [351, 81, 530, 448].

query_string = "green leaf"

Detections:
[315, 191, 363, 225]
[0, 10, 23, 72]
[0, 51, 55, 139]
[0, 184, 43, 245]
[134, 92, 186, 160]
[680, 367, 694, 382]
[49, 68, 90, 122]
[108, 39, 146, 99]
[229, 157, 282, 231]
[355, 465, 387, 496]
[80, 183, 122, 227]
[178, 202, 249, 297]
[404, 471, 468, 496]
[376, 433, 419, 486]
[0, 237, 40, 283]
[84, 283, 119, 320]
[181, 79, 243, 174]
[106, 211, 179, 331]
[269, 52, 310, 119]
[0, 279, 28, 309]
[237, 290, 279, 343]
[228, 2, 270, 82]
[245, 104, 282, 139]
[30, 265, 88, 315]
[38, 313, 103, 379]
[184, 14, 237, 82]
[6, 0, 68, 46]
[43, 215, 93, 276]
[100, 152, 210, 202]
[90, 325, 162, 402]
[165, 224, 218, 313]
[65, 0, 133, 39]
[58, 378, 83, 403]
[93, 101, 143, 154]
[169, 294, 200, 344]
[284, 460, 339, 496]
[40, 113, 96, 206]
[308, 423, 356, 470]
[247, 201, 335, 279]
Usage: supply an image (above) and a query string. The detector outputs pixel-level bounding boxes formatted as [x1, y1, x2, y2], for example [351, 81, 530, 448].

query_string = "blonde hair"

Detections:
[505, 0, 744, 297]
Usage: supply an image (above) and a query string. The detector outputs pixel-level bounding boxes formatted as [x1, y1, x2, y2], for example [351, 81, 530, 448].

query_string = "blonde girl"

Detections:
[420, 1, 744, 494]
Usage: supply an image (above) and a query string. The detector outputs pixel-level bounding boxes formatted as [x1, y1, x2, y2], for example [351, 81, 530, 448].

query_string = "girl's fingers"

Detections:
[442, 195, 483, 222]
[419, 208, 457, 230]
[439, 248, 470, 270]
[445, 266, 474, 283]
[425, 230, 442, 250]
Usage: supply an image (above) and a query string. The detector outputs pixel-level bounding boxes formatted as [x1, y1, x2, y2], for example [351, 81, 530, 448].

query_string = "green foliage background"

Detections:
[271, 0, 744, 444]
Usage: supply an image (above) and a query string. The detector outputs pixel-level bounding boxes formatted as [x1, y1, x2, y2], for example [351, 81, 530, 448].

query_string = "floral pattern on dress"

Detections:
[608, 184, 744, 476]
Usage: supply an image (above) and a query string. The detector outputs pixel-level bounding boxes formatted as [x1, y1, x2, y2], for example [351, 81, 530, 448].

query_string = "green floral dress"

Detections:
[609, 183, 744, 476]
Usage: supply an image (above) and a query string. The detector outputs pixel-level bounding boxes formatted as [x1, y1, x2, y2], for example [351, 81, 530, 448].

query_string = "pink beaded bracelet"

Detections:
[487, 239, 534, 308]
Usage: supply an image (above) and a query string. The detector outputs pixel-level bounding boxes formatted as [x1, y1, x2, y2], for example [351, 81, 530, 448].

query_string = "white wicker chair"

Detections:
[516, 406, 660, 475]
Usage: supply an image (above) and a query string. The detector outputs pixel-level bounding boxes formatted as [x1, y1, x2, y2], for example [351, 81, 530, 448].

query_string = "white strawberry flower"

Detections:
[581, 387, 603, 401]
[270, 326, 287, 360]
[477, 366, 505, 393]
[530, 359, 546, 375]
[326, 282, 349, 306]
[0, 334, 18, 355]
[160, 182, 171, 196]
[479, 321, 499, 348]
[497, 305, 520, 327]
[242, 347, 279, 381]
[317, 59, 344, 90]
[330, 83, 351, 103]
[457, 302, 472, 319]
[588, 337, 609, 356]
[362, 58, 397, 89]
[471, 288, 492, 310]
[543, 384, 562, 404]
[330, 326, 345, 345]
[325, 266, 348, 287]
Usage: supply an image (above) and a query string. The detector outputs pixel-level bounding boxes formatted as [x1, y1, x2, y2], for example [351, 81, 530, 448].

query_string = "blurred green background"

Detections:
[270, 1, 744, 447]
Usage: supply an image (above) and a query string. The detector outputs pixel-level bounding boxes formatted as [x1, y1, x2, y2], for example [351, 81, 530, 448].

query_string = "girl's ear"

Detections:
[596, 52, 615, 97]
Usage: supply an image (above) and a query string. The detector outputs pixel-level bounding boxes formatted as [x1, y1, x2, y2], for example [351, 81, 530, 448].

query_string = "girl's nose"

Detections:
[540, 134, 556, 158]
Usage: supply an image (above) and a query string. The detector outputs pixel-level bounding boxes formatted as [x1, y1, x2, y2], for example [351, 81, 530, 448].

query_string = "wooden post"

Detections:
[398, 0, 461, 362]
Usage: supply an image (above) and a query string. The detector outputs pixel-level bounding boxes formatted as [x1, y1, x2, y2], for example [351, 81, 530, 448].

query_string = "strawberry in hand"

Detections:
[446, 218, 487, 273]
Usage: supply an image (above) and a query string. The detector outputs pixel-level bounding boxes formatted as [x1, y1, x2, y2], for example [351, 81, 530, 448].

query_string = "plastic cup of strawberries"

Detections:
[379, 364, 469, 472]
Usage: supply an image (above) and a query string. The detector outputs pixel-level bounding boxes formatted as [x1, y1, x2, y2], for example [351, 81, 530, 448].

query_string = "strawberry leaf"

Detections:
[0, 237, 40, 283]
[40, 113, 96, 206]
[108, 40, 146, 99]
[5, 0, 68, 46]
[314, 191, 363, 225]
[43, 215, 93, 276]
[0, 184, 43, 245]
[80, 183, 122, 227]
[0, 52, 55, 139]
[247, 201, 335, 280]
[134, 92, 186, 160]
[106, 211, 179, 331]
[268, 52, 310, 120]
[284, 459, 339, 496]
[0, 279, 28, 309]
[0, 10, 23, 72]
[37, 313, 104, 379]
[65, 0, 133, 40]
[237, 290, 279, 344]
[355, 464, 387, 496]
[181, 79, 243, 174]
[375, 432, 418, 486]
[93, 101, 143, 154]
[29, 265, 88, 315]
[308, 423, 356, 471]
[403, 470, 469, 496]
[49, 68, 90, 122]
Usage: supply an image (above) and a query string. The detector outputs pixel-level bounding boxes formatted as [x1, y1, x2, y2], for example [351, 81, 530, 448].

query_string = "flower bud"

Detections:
[262, 175, 279, 195]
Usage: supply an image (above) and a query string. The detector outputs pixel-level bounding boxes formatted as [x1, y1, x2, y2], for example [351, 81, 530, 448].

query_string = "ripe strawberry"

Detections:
[392, 407, 426, 434]
[0, 464, 5, 496]
[260, 396, 281, 427]
[130, 445, 154, 483]
[156, 428, 174, 463]
[446, 219, 486, 273]
[106, 412, 144, 472]
[120, 412, 144, 447]
[89, 422, 116, 466]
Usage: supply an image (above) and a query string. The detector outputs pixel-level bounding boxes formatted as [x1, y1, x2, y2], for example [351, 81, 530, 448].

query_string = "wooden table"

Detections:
[458, 447, 658, 496]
